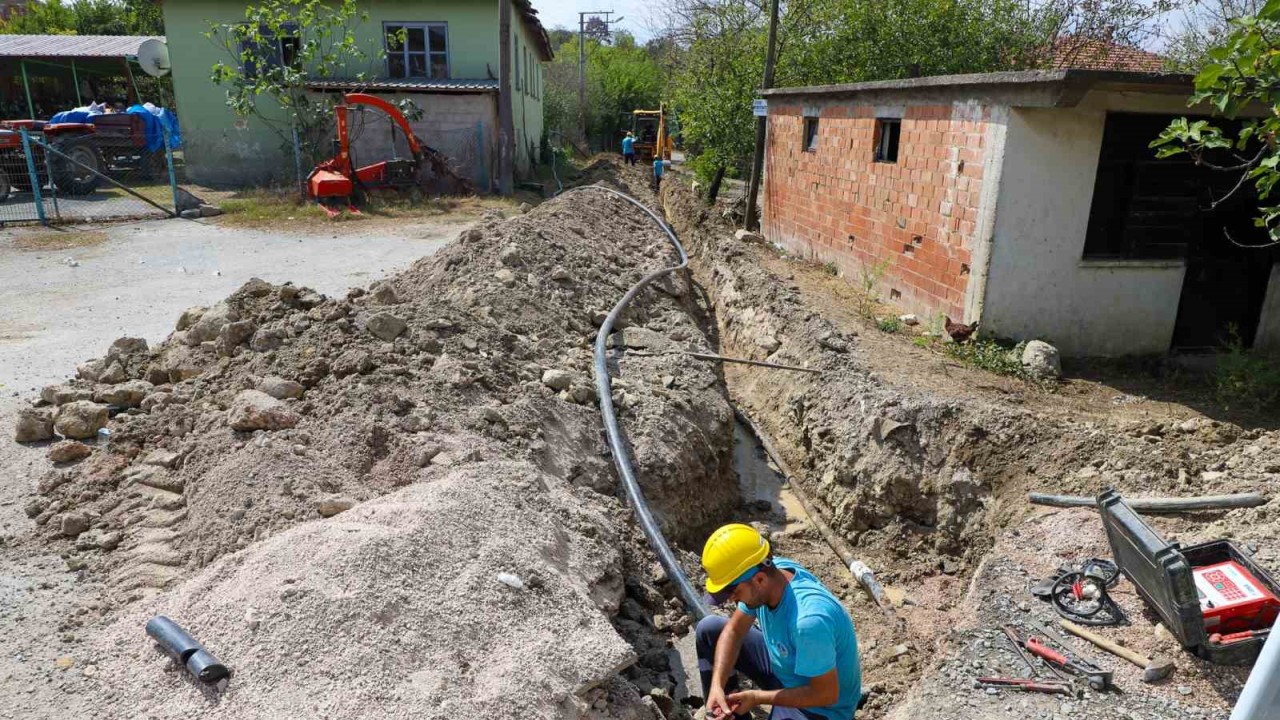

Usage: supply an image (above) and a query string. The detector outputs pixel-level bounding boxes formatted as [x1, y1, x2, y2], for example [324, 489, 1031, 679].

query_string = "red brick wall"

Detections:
[763, 101, 993, 322]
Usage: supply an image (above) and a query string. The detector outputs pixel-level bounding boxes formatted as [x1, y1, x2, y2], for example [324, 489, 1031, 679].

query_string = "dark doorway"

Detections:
[1084, 112, 1280, 350]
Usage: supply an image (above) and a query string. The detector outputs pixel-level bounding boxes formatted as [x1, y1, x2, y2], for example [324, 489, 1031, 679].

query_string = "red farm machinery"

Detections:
[307, 93, 473, 216]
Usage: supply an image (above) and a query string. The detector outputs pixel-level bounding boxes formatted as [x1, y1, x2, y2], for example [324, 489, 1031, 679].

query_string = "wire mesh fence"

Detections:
[0, 121, 185, 226]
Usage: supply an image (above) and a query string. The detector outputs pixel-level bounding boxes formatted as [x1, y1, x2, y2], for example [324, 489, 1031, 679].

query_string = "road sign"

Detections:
[752, 99, 767, 117]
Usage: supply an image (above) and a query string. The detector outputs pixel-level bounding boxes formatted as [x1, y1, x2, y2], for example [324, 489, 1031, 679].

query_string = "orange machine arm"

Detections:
[342, 93, 423, 156]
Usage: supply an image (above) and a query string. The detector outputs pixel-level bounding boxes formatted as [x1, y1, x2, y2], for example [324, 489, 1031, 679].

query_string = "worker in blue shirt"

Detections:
[698, 523, 862, 720]
[622, 131, 636, 165]
[653, 156, 665, 192]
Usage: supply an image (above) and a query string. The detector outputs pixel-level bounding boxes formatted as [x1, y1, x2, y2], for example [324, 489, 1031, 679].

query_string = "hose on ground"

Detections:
[567, 184, 711, 620]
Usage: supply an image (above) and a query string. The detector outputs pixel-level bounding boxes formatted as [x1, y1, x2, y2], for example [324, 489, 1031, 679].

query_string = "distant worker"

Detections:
[622, 131, 636, 166]
[653, 156, 664, 192]
[697, 523, 862, 720]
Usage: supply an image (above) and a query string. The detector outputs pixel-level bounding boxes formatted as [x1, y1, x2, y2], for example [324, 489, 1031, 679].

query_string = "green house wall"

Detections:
[161, 0, 546, 187]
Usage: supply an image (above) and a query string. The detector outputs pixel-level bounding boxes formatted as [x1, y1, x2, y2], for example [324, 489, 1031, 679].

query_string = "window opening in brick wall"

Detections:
[874, 119, 900, 163]
[803, 116, 819, 152]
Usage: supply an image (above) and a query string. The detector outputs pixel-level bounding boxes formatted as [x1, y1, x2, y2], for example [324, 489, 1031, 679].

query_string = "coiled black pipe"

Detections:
[566, 184, 710, 620]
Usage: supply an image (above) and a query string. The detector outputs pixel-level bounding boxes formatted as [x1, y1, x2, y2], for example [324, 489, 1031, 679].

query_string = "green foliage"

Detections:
[0, 0, 162, 35]
[1152, 0, 1280, 245]
[944, 337, 1029, 377]
[666, 0, 1166, 178]
[1214, 328, 1280, 409]
[876, 316, 902, 333]
[207, 0, 386, 164]
[544, 32, 664, 150]
[855, 257, 889, 319]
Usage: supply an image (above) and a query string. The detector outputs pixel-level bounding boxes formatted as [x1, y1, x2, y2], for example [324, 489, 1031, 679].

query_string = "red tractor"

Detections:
[0, 113, 167, 201]
[307, 93, 472, 216]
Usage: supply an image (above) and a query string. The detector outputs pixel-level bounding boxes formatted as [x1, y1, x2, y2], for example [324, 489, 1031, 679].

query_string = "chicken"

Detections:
[943, 316, 979, 343]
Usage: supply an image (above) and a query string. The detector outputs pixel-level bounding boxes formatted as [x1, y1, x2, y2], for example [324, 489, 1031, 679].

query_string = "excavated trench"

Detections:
[659, 174, 1277, 719]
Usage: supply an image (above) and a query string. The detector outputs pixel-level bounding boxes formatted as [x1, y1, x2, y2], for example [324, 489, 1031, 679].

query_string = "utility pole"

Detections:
[577, 10, 621, 145]
[499, 0, 514, 195]
[744, 0, 780, 232]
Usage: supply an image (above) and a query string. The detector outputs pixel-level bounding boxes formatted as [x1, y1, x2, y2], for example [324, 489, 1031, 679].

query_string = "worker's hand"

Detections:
[706, 686, 737, 720]
[725, 690, 762, 716]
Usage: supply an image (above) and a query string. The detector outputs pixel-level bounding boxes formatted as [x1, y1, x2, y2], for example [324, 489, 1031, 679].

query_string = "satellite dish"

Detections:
[137, 39, 170, 77]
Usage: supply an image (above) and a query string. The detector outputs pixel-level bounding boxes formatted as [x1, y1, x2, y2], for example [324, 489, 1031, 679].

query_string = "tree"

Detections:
[207, 0, 391, 163]
[543, 31, 664, 149]
[0, 0, 163, 35]
[661, 0, 1171, 184]
[1152, 0, 1280, 248]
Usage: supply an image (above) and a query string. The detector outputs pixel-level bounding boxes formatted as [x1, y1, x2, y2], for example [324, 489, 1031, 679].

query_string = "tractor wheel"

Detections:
[50, 137, 103, 196]
[0, 169, 10, 203]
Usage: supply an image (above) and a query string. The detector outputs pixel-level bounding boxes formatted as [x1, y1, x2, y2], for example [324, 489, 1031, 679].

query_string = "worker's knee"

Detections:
[695, 615, 729, 658]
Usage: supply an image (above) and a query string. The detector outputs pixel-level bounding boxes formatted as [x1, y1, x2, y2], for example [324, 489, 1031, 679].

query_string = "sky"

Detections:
[531, 0, 658, 42]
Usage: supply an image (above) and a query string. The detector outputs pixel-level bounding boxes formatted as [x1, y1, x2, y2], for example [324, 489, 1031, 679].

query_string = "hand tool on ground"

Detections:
[1026, 617, 1105, 671]
[1060, 619, 1175, 682]
[1001, 625, 1038, 678]
[1003, 625, 1069, 682]
[1026, 636, 1114, 691]
[976, 677, 1075, 696]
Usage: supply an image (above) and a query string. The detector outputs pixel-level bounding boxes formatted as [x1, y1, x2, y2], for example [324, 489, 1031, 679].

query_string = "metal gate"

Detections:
[0, 126, 186, 226]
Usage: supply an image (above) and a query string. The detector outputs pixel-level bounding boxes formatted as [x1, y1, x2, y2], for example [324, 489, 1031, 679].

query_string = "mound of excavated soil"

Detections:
[8, 169, 738, 718]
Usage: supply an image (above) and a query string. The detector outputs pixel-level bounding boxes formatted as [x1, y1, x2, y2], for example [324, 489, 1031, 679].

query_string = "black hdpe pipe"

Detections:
[569, 184, 711, 620]
[145, 615, 230, 683]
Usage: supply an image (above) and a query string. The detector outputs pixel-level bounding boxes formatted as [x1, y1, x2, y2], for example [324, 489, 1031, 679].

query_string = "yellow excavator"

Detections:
[630, 104, 673, 163]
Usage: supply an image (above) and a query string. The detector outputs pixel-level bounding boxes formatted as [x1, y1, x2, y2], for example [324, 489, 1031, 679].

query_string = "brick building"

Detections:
[761, 70, 1280, 356]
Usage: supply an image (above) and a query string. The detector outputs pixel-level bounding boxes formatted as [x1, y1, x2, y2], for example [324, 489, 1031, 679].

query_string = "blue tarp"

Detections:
[49, 109, 95, 124]
[126, 104, 182, 152]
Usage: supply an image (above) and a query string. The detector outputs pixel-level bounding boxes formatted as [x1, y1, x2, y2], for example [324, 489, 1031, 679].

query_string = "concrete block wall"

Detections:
[763, 101, 994, 322]
[350, 92, 498, 190]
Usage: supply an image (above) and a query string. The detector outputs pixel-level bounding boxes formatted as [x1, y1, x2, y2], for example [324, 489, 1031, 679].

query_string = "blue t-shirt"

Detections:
[738, 558, 861, 720]
[622, 136, 635, 153]
[653, 159, 664, 177]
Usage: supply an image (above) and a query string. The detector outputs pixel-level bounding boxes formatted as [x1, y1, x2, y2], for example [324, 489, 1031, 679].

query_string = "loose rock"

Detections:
[59, 512, 90, 537]
[259, 376, 305, 400]
[15, 407, 55, 443]
[48, 441, 92, 464]
[227, 390, 300, 432]
[1021, 340, 1062, 380]
[53, 401, 109, 440]
[542, 369, 574, 391]
[316, 496, 357, 517]
[366, 313, 408, 341]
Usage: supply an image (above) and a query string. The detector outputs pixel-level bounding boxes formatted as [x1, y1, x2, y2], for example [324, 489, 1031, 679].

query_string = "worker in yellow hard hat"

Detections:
[697, 523, 862, 720]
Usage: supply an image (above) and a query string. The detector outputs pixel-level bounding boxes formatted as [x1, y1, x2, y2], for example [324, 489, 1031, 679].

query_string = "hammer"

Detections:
[1060, 620, 1175, 682]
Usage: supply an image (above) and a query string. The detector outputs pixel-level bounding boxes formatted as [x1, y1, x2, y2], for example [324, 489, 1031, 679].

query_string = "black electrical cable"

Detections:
[569, 184, 711, 621]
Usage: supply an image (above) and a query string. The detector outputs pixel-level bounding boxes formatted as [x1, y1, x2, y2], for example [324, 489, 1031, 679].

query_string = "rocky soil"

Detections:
[662, 173, 1280, 719]
[3, 167, 737, 719]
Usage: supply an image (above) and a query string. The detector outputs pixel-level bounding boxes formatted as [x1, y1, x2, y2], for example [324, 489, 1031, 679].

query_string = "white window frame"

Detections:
[383, 22, 450, 80]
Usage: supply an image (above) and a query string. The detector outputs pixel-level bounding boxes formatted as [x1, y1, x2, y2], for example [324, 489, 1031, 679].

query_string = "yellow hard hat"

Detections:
[702, 523, 770, 594]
